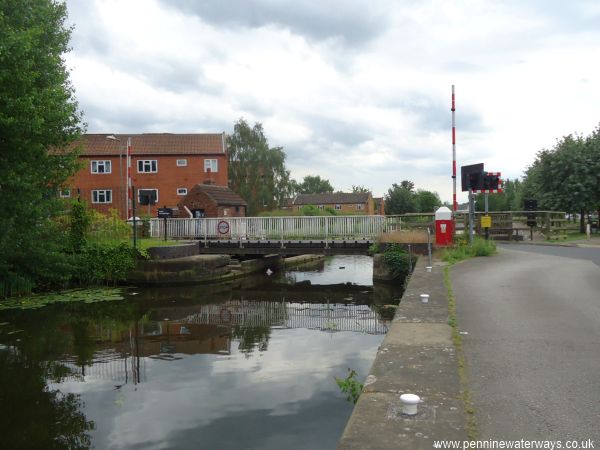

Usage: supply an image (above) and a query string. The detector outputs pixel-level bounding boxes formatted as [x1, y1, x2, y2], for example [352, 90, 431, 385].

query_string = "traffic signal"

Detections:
[461, 163, 484, 191]
[468, 171, 483, 190]
[524, 199, 537, 211]
[524, 199, 537, 227]
[483, 174, 500, 190]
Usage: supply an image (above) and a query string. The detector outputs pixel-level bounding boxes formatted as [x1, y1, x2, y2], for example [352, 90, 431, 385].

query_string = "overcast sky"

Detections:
[64, 0, 600, 202]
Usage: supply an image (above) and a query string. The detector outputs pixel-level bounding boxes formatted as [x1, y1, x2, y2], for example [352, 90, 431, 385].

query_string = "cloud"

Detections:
[159, 0, 391, 46]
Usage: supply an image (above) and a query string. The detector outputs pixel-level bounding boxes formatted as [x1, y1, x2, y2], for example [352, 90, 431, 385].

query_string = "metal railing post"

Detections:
[204, 219, 208, 247]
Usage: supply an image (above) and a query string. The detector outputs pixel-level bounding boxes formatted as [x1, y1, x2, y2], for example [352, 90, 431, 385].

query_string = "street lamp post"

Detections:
[106, 135, 131, 219]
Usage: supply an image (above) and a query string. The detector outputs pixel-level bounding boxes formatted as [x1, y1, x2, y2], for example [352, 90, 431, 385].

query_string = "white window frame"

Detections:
[317, 205, 325, 210]
[335, 204, 342, 210]
[204, 159, 218, 173]
[138, 188, 159, 205]
[92, 190, 112, 204]
[59, 189, 71, 198]
[356, 203, 364, 210]
[137, 160, 158, 173]
[177, 188, 188, 196]
[91, 160, 112, 174]
[176, 159, 188, 167]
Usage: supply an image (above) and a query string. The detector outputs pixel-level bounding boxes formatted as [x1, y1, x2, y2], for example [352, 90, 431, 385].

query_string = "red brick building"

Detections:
[65, 133, 228, 218]
[180, 184, 247, 218]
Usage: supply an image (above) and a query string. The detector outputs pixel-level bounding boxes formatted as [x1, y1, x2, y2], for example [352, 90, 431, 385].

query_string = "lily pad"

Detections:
[0, 288, 125, 311]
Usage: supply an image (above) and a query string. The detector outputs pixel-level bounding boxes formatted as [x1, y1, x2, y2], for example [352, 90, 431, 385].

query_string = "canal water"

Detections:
[0, 255, 402, 450]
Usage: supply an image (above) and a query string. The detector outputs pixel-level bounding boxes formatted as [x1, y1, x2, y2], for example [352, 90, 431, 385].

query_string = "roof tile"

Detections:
[72, 133, 226, 156]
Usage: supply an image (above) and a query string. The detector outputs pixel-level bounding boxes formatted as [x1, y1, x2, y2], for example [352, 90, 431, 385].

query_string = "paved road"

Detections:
[498, 243, 600, 266]
[452, 246, 600, 441]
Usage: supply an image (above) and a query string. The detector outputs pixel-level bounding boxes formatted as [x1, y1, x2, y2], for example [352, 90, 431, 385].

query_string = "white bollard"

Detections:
[400, 393, 421, 415]
[425, 266, 432, 273]
[420, 294, 430, 303]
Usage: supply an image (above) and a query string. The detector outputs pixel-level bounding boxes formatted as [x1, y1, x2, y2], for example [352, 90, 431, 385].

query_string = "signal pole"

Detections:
[451, 85, 457, 212]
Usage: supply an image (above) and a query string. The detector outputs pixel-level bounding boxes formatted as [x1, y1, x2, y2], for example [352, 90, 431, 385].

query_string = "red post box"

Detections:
[435, 206, 454, 246]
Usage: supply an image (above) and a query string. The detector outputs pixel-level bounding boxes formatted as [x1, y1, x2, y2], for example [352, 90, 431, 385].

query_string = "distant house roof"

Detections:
[294, 192, 370, 205]
[70, 133, 227, 156]
[186, 184, 248, 206]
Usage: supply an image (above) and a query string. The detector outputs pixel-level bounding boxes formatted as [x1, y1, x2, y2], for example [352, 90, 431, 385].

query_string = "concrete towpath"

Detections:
[338, 257, 467, 449]
[451, 245, 600, 441]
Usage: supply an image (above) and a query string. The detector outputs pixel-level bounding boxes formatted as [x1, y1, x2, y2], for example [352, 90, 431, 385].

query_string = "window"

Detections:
[176, 159, 187, 167]
[59, 189, 71, 198]
[138, 160, 158, 173]
[335, 204, 342, 210]
[177, 188, 188, 196]
[356, 203, 364, 210]
[92, 190, 112, 204]
[317, 205, 324, 210]
[138, 189, 158, 205]
[204, 159, 218, 172]
[91, 160, 111, 174]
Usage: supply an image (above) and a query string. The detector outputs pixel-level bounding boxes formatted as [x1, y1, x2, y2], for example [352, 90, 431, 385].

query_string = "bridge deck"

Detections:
[197, 239, 375, 255]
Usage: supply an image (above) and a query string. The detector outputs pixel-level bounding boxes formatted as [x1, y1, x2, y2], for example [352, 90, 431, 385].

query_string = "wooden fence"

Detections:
[453, 210, 568, 239]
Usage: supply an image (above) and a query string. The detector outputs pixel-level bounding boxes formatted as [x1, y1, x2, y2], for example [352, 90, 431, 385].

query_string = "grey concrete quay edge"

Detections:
[338, 257, 466, 450]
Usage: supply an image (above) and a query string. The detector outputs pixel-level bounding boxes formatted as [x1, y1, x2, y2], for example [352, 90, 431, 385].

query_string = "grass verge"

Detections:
[442, 237, 497, 264]
[444, 265, 478, 440]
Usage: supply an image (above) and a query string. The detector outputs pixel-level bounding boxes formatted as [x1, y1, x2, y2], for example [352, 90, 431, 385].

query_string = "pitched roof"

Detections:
[72, 133, 226, 156]
[294, 192, 370, 205]
[190, 184, 248, 206]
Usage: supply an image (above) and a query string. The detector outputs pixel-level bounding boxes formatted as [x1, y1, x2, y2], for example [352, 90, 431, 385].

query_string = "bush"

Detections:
[300, 204, 337, 216]
[88, 209, 131, 245]
[76, 243, 140, 285]
[69, 201, 92, 252]
[382, 244, 417, 275]
[258, 209, 298, 217]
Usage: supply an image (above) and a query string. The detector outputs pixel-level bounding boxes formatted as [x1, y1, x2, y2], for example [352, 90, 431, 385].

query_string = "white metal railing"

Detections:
[149, 215, 403, 241]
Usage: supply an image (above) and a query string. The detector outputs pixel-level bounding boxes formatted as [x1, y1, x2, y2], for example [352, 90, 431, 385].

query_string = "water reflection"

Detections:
[0, 256, 400, 450]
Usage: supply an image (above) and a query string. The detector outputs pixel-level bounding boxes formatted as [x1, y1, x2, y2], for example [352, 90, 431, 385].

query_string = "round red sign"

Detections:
[217, 220, 230, 235]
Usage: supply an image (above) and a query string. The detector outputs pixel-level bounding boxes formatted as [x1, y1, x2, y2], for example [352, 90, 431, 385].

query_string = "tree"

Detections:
[0, 0, 84, 295]
[414, 189, 442, 213]
[384, 181, 417, 214]
[228, 119, 293, 215]
[399, 180, 415, 191]
[351, 185, 371, 194]
[523, 131, 600, 232]
[296, 175, 334, 194]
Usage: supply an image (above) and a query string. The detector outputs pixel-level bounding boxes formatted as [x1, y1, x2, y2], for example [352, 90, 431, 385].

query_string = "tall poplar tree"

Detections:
[227, 119, 292, 214]
[0, 0, 84, 294]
